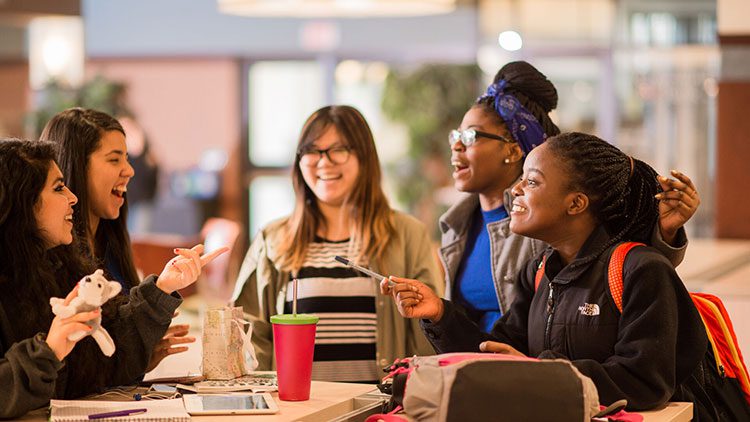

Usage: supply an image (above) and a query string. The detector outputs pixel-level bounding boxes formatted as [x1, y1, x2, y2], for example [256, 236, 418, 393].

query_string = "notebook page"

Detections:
[49, 398, 190, 422]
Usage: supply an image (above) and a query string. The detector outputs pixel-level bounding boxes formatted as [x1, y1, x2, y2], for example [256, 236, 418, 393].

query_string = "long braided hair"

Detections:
[476, 61, 561, 140]
[545, 132, 662, 266]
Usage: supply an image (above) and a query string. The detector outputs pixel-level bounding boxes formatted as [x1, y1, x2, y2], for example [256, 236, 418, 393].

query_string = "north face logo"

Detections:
[578, 303, 600, 316]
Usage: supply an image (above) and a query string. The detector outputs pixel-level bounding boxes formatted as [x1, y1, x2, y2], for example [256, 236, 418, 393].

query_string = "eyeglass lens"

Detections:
[300, 146, 350, 165]
[449, 129, 476, 147]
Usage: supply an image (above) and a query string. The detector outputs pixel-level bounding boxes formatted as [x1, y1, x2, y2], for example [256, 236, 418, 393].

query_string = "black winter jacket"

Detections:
[422, 226, 708, 412]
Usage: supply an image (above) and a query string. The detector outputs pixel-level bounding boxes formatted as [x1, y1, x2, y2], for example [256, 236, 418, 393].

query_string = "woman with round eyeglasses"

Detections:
[438, 61, 700, 333]
[232, 105, 441, 383]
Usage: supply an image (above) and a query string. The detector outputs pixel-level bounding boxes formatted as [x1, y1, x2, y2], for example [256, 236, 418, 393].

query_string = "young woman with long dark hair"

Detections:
[40, 108, 195, 370]
[0, 138, 225, 418]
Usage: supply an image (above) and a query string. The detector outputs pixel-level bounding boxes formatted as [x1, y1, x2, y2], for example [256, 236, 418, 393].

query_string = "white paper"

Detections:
[49, 398, 190, 422]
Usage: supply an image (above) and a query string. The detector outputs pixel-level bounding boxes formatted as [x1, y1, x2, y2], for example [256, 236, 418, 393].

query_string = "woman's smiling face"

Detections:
[35, 162, 78, 249]
[509, 143, 579, 241]
[299, 125, 360, 208]
[86, 130, 134, 224]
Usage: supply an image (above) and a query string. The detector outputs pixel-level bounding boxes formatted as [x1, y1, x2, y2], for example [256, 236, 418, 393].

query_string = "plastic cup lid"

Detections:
[270, 314, 319, 325]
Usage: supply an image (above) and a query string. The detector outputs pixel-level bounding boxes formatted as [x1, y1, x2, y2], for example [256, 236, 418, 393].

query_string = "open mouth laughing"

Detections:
[112, 185, 127, 198]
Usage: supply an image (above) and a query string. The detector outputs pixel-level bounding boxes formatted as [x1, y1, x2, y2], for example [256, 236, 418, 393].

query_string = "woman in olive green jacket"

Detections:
[232, 105, 441, 381]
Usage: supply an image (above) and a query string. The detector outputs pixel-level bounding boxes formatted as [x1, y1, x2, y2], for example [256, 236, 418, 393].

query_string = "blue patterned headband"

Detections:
[477, 79, 547, 156]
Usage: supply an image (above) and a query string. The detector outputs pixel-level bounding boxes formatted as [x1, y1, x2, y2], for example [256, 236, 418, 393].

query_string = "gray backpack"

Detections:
[379, 353, 601, 422]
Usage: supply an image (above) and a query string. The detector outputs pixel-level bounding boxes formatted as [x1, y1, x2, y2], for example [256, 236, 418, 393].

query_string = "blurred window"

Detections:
[243, 60, 325, 237]
[629, 12, 716, 46]
[248, 175, 295, 236]
[248, 61, 325, 167]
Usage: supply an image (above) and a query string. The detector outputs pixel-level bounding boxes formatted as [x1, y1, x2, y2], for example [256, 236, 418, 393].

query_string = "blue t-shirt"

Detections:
[454, 205, 508, 333]
[104, 245, 130, 295]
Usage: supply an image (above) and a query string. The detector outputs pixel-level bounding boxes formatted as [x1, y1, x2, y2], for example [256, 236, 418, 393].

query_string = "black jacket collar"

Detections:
[541, 225, 612, 285]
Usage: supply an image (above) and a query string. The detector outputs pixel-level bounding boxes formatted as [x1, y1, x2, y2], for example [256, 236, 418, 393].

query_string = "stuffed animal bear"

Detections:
[49, 269, 122, 357]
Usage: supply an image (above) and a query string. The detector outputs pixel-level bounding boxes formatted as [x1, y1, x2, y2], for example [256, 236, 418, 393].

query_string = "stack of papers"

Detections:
[50, 398, 190, 422]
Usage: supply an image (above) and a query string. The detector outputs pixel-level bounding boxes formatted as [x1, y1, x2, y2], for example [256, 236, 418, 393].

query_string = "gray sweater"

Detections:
[0, 276, 181, 419]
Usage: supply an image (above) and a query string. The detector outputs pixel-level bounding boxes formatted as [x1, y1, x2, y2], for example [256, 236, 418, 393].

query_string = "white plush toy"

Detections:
[49, 269, 122, 357]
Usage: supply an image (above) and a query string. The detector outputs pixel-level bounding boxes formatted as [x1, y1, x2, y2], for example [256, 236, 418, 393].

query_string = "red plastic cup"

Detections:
[271, 313, 319, 401]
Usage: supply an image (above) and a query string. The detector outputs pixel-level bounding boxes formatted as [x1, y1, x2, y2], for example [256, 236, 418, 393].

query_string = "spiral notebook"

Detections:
[49, 398, 190, 422]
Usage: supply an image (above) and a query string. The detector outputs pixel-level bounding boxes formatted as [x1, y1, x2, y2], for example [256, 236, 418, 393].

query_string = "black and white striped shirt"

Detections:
[283, 238, 380, 383]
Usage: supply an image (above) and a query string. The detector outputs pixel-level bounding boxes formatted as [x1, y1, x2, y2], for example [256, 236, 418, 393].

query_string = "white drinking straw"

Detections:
[292, 278, 298, 317]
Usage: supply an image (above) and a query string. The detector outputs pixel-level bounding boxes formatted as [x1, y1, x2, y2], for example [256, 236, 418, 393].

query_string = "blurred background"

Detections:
[1, 0, 749, 346]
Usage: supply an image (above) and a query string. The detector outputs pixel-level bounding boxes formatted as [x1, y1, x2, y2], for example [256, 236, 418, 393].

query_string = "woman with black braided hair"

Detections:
[382, 132, 713, 416]
[439, 61, 699, 333]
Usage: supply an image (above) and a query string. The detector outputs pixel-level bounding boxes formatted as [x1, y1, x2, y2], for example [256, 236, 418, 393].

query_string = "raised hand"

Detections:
[46, 285, 101, 361]
[380, 276, 444, 322]
[655, 170, 700, 245]
[156, 244, 229, 294]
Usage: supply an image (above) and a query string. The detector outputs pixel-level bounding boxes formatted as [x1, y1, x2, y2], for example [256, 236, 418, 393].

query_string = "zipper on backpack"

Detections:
[544, 282, 555, 350]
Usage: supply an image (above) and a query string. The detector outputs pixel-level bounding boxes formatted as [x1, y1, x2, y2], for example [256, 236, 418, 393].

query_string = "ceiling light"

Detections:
[218, 0, 456, 18]
[498, 30, 522, 52]
[28, 17, 84, 89]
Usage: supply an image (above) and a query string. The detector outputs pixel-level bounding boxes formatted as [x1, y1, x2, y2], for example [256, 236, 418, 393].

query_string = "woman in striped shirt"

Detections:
[232, 105, 442, 383]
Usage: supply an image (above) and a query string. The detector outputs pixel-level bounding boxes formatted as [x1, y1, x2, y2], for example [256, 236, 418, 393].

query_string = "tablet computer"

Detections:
[182, 393, 279, 415]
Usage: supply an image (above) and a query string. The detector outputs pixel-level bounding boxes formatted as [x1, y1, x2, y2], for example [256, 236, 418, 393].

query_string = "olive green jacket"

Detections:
[231, 211, 443, 370]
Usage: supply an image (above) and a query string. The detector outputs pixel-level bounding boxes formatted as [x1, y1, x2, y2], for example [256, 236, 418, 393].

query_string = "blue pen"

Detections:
[88, 408, 148, 420]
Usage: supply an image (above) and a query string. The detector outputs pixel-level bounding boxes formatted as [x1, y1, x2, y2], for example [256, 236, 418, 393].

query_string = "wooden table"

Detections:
[18, 382, 693, 421]
[20, 381, 381, 421]
[640, 402, 693, 422]
[190, 381, 379, 421]
[21, 301, 695, 421]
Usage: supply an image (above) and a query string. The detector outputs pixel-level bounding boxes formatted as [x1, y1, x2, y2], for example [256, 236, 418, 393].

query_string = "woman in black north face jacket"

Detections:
[382, 132, 713, 418]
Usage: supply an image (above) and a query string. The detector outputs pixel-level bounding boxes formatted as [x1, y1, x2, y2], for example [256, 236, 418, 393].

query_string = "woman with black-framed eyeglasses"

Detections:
[232, 105, 442, 383]
[436, 61, 699, 333]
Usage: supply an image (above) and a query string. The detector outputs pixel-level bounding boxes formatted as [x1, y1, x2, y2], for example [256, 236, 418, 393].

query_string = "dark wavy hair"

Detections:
[545, 132, 661, 266]
[0, 139, 65, 299]
[476, 61, 560, 143]
[40, 108, 140, 289]
[0, 138, 91, 288]
[0, 137, 130, 399]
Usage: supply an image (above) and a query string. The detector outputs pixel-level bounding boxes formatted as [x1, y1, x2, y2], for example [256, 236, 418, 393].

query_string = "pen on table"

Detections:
[334, 256, 396, 287]
[88, 408, 148, 420]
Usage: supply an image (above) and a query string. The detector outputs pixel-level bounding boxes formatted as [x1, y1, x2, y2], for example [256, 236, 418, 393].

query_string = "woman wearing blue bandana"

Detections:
[436, 61, 700, 333]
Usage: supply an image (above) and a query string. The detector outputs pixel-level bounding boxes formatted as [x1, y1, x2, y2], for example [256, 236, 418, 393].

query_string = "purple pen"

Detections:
[88, 408, 148, 420]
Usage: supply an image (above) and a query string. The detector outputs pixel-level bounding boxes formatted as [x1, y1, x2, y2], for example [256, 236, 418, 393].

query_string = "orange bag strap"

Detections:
[534, 255, 548, 292]
[535, 242, 645, 298]
[606, 242, 646, 313]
